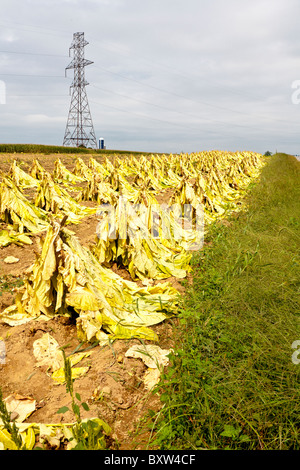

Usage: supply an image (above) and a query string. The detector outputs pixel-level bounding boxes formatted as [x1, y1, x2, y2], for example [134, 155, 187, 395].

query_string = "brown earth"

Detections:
[0, 152, 184, 450]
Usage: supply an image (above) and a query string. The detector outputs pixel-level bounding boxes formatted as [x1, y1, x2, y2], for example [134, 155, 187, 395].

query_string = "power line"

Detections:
[91, 64, 282, 121]
[91, 64, 298, 129]
[89, 98, 269, 138]
[90, 84, 245, 132]
[89, 99, 201, 132]
[88, 35, 265, 102]
[89, 82, 297, 134]
[92, 64, 247, 115]
[0, 21, 70, 39]
[0, 73, 66, 78]
[10, 94, 68, 97]
[0, 49, 68, 58]
[90, 95, 300, 139]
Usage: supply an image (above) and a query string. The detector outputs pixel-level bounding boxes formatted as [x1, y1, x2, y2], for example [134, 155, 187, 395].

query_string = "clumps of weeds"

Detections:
[56, 348, 112, 450]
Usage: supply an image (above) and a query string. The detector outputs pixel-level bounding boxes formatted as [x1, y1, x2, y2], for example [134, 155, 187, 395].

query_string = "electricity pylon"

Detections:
[63, 32, 97, 149]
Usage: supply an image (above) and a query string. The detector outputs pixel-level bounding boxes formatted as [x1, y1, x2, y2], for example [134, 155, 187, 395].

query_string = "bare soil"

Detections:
[0, 153, 183, 450]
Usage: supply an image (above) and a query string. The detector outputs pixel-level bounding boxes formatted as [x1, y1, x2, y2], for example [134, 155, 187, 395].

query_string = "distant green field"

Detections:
[0, 143, 160, 156]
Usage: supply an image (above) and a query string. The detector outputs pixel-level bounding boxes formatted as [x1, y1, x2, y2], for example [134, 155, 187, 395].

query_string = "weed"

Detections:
[0, 388, 24, 449]
[0, 276, 24, 296]
[56, 348, 111, 450]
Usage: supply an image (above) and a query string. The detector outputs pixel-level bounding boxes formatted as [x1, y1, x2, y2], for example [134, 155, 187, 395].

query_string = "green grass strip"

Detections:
[0, 143, 160, 156]
[153, 153, 300, 450]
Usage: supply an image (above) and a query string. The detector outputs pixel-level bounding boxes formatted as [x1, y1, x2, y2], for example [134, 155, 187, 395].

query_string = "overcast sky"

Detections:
[1, 0, 300, 154]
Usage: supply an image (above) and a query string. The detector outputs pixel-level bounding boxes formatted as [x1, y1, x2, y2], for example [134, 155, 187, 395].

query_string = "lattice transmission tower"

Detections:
[63, 32, 97, 149]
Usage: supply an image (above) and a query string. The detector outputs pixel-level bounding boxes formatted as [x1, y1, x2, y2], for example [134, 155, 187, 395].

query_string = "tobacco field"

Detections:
[0, 150, 266, 449]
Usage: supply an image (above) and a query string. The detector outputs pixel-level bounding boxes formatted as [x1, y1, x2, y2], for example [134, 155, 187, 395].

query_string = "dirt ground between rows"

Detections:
[0, 152, 184, 450]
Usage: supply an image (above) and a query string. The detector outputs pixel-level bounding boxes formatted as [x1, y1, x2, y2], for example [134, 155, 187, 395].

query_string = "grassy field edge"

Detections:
[0, 143, 163, 156]
[151, 153, 300, 450]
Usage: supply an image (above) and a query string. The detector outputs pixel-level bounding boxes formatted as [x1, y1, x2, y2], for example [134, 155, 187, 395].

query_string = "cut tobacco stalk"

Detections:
[35, 172, 97, 224]
[0, 174, 49, 234]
